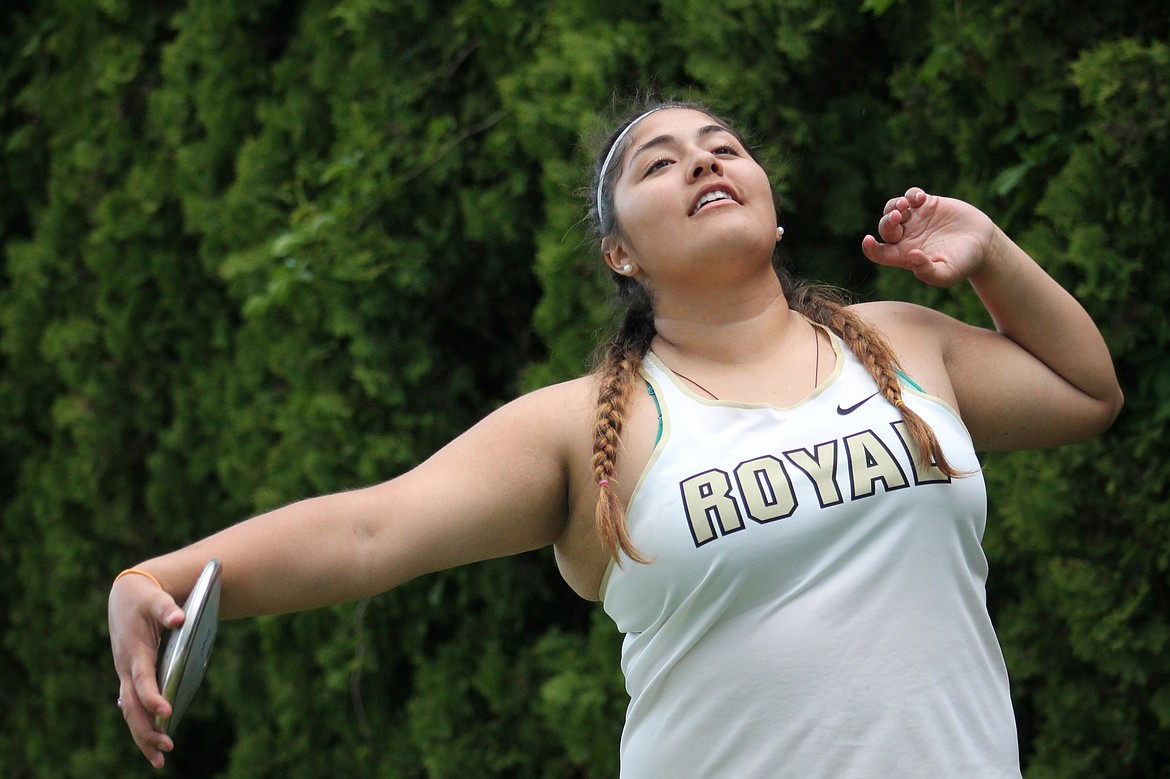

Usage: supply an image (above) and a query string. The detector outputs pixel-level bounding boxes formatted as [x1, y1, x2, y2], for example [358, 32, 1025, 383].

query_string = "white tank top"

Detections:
[601, 332, 1021, 778]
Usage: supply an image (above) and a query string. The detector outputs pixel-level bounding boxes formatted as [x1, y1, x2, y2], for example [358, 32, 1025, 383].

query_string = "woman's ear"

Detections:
[603, 239, 637, 276]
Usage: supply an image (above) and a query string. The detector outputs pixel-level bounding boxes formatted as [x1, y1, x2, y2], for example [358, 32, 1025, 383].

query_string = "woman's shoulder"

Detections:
[849, 299, 950, 329]
[845, 300, 959, 407]
[506, 373, 600, 418]
[483, 374, 601, 461]
[847, 299, 964, 351]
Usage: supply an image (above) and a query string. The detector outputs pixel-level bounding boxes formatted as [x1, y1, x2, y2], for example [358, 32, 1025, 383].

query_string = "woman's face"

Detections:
[605, 108, 777, 284]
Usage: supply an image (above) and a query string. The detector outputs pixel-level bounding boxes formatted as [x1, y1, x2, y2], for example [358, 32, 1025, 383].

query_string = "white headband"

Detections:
[596, 107, 666, 226]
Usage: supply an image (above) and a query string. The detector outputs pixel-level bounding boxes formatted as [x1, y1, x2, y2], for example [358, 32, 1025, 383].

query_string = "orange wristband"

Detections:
[113, 568, 163, 590]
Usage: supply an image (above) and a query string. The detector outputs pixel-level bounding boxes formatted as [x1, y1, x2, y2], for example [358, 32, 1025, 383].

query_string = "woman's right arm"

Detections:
[109, 379, 592, 767]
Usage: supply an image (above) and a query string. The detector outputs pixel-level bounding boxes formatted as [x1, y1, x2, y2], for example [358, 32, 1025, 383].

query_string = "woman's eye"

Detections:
[644, 158, 672, 176]
[713, 145, 740, 156]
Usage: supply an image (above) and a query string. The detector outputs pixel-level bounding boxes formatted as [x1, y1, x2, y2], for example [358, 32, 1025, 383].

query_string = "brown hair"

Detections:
[587, 101, 961, 563]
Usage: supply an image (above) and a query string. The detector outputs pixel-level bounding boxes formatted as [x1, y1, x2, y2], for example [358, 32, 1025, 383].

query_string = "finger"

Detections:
[904, 187, 928, 206]
[119, 683, 174, 768]
[882, 195, 910, 217]
[130, 649, 172, 721]
[876, 208, 906, 243]
[862, 248, 949, 287]
[861, 234, 902, 266]
[160, 598, 186, 631]
[860, 236, 932, 271]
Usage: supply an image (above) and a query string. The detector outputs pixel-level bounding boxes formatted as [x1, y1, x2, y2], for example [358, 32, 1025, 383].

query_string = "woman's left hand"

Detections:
[861, 187, 998, 288]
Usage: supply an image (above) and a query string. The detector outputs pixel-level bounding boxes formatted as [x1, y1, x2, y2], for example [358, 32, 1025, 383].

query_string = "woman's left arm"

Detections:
[861, 188, 1124, 451]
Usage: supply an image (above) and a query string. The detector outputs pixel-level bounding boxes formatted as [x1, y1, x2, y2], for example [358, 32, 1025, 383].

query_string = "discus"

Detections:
[155, 558, 222, 735]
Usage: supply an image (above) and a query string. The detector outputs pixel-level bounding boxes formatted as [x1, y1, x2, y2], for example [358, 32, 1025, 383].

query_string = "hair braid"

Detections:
[591, 284, 655, 563]
[786, 276, 962, 478]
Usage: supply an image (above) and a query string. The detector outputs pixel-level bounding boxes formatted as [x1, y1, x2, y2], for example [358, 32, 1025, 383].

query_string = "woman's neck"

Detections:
[651, 286, 801, 368]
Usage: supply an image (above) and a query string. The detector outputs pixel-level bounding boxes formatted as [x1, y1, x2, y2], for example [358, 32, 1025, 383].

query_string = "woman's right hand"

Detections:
[108, 572, 186, 768]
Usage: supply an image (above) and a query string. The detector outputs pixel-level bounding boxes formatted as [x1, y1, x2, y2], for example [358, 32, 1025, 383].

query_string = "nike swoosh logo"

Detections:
[836, 391, 880, 415]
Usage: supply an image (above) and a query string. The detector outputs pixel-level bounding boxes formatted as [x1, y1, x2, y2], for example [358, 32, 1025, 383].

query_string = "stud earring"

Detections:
[776, 226, 785, 242]
[621, 264, 633, 273]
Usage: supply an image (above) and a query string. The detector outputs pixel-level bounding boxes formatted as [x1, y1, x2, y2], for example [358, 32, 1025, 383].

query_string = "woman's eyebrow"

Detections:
[625, 124, 734, 171]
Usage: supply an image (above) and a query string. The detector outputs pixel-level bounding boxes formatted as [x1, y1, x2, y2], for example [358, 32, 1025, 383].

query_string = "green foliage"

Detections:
[532, 607, 626, 773]
[1, 0, 1166, 776]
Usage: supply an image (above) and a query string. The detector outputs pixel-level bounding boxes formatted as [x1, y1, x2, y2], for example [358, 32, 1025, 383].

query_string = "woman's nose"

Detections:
[689, 151, 721, 181]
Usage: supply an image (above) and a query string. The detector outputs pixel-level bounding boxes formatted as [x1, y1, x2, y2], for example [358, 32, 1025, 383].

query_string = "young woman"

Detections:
[109, 102, 1122, 776]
